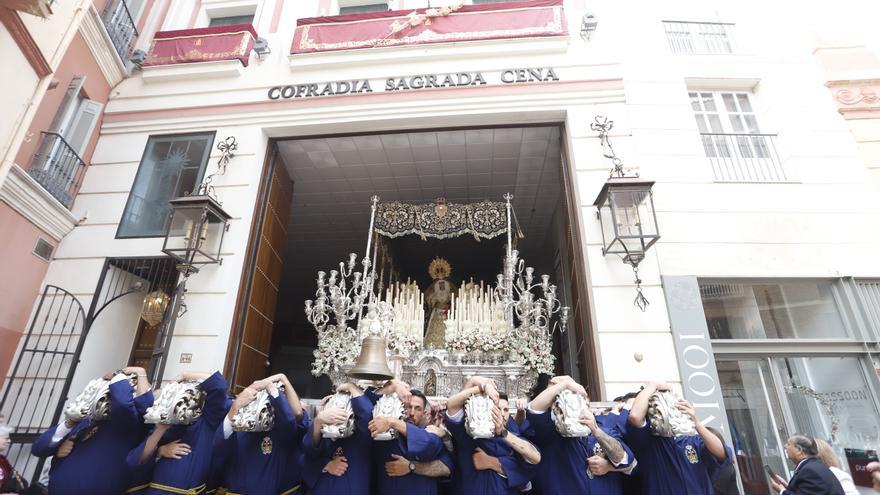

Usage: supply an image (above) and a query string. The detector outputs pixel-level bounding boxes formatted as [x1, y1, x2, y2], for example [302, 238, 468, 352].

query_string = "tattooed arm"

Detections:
[580, 409, 625, 464]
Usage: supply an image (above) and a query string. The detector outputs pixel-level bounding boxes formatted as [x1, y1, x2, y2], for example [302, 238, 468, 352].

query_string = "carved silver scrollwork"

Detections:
[371, 393, 405, 441]
[144, 381, 206, 425]
[321, 393, 356, 439]
[552, 390, 592, 437]
[231, 382, 284, 432]
[647, 391, 696, 437]
[464, 394, 495, 439]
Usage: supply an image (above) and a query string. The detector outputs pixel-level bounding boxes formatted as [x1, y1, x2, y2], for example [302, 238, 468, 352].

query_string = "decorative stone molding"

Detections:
[79, 4, 128, 87]
[826, 80, 880, 118]
[0, 7, 52, 77]
[0, 165, 78, 241]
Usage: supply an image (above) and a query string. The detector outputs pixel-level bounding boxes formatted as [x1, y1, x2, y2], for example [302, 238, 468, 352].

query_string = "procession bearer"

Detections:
[301, 382, 376, 495]
[367, 387, 454, 495]
[444, 376, 541, 495]
[32, 367, 152, 495]
[626, 381, 732, 495]
[128, 371, 228, 495]
[216, 373, 309, 495]
[526, 375, 635, 495]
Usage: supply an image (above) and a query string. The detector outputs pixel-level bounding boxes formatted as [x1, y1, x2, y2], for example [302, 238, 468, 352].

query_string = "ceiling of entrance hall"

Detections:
[277, 126, 563, 270]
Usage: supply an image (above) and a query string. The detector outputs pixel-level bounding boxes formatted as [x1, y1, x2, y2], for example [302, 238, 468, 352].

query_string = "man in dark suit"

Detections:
[769, 435, 844, 495]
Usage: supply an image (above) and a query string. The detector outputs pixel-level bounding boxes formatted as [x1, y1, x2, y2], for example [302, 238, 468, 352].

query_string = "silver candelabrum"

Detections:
[305, 252, 375, 333]
[495, 248, 570, 337]
[305, 196, 380, 334]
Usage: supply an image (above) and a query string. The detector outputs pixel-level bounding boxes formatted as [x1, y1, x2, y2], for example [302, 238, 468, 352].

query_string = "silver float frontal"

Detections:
[371, 393, 405, 441]
[144, 381, 206, 425]
[64, 374, 137, 422]
[647, 391, 697, 437]
[321, 393, 356, 439]
[231, 382, 283, 432]
[464, 394, 495, 439]
[552, 389, 592, 437]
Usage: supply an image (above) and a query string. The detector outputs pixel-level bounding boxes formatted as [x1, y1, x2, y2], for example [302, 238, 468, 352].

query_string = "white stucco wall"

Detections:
[38, 0, 880, 398]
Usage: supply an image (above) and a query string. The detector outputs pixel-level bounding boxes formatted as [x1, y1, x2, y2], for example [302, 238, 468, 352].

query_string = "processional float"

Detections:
[303, 193, 570, 399]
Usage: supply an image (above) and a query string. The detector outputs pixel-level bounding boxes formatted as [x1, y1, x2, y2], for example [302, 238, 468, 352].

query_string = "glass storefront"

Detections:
[700, 279, 880, 495]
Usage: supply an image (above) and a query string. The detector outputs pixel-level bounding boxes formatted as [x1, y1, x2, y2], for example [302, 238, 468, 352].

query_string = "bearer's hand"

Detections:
[588, 456, 613, 476]
[380, 379, 411, 402]
[425, 425, 448, 438]
[516, 398, 528, 412]
[385, 454, 411, 477]
[316, 406, 348, 426]
[550, 375, 575, 386]
[491, 406, 506, 436]
[368, 416, 394, 436]
[578, 408, 598, 432]
[56, 439, 75, 458]
[159, 440, 191, 460]
[675, 400, 698, 423]
[228, 388, 257, 419]
[324, 456, 348, 477]
[472, 448, 500, 472]
[647, 381, 671, 393]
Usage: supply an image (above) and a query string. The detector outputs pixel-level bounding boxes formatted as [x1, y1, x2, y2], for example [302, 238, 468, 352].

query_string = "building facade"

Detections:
[2, 0, 880, 492]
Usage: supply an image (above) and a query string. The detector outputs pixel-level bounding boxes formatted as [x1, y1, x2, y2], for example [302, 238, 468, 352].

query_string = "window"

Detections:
[689, 91, 786, 182]
[117, 133, 215, 238]
[33, 237, 54, 261]
[208, 14, 255, 27]
[699, 280, 853, 340]
[339, 3, 387, 14]
[29, 76, 103, 208]
[663, 21, 734, 54]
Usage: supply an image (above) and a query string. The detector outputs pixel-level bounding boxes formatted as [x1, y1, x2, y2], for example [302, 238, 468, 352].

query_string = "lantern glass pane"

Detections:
[194, 210, 227, 263]
[164, 206, 204, 263]
[599, 185, 660, 257]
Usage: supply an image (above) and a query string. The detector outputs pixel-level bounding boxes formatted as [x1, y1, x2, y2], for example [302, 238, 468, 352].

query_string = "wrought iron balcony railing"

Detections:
[28, 132, 86, 208]
[664, 21, 735, 55]
[101, 0, 138, 62]
[700, 133, 788, 183]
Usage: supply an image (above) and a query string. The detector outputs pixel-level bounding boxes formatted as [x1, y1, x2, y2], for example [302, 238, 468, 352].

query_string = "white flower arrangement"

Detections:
[312, 325, 359, 377]
[387, 332, 419, 357]
[507, 331, 555, 375]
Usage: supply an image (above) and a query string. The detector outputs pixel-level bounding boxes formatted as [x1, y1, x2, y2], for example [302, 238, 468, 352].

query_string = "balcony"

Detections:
[291, 0, 566, 55]
[663, 21, 735, 55]
[700, 133, 788, 183]
[142, 24, 258, 68]
[27, 132, 86, 209]
[101, 0, 139, 62]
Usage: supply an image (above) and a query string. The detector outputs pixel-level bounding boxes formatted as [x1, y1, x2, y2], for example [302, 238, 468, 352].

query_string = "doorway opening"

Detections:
[228, 125, 597, 398]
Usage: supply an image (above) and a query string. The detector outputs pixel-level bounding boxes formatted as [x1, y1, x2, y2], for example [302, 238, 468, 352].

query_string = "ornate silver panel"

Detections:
[144, 381, 205, 425]
[321, 393, 355, 439]
[231, 382, 283, 432]
[552, 390, 591, 437]
[371, 393, 405, 441]
[64, 374, 137, 422]
[464, 394, 495, 439]
[399, 349, 536, 399]
[647, 391, 697, 437]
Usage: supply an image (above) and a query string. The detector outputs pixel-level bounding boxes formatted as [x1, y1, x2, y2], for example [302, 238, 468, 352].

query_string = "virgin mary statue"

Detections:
[424, 257, 457, 348]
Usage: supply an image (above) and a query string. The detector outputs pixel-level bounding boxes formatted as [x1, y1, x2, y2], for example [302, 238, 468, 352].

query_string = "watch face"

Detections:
[409, 461, 416, 472]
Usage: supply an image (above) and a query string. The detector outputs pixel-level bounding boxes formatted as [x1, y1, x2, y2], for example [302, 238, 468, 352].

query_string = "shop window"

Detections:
[699, 280, 852, 340]
[718, 356, 880, 493]
[339, 2, 388, 14]
[208, 14, 255, 27]
[117, 132, 215, 238]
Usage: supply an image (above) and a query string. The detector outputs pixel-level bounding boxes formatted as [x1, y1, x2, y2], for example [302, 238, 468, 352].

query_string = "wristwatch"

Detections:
[499, 428, 509, 438]
[408, 461, 416, 473]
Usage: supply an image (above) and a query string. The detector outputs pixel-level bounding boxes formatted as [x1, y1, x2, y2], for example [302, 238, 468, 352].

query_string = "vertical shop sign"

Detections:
[662, 276, 731, 436]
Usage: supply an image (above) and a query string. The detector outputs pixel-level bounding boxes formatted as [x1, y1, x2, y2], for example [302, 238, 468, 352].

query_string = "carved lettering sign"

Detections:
[267, 67, 559, 100]
[661, 276, 732, 440]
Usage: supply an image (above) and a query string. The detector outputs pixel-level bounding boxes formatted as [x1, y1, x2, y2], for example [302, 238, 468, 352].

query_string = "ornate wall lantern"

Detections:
[141, 290, 171, 326]
[591, 116, 660, 311]
[161, 195, 231, 273]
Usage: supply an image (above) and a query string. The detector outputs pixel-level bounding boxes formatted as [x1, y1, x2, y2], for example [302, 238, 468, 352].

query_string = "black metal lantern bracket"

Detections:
[590, 115, 660, 312]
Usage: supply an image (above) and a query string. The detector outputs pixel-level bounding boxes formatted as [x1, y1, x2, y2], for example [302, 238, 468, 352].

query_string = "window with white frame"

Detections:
[338, 1, 388, 14]
[689, 91, 786, 182]
[208, 14, 255, 27]
[664, 21, 735, 55]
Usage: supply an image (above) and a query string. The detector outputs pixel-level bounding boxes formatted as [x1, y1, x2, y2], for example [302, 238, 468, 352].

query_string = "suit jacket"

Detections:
[783, 457, 845, 495]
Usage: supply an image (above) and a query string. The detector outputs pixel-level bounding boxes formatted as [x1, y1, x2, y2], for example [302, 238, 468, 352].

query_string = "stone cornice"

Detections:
[79, 4, 128, 87]
[0, 164, 78, 241]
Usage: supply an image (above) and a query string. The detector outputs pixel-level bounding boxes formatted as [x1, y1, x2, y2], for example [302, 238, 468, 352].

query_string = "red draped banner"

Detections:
[144, 23, 257, 67]
[291, 0, 566, 54]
